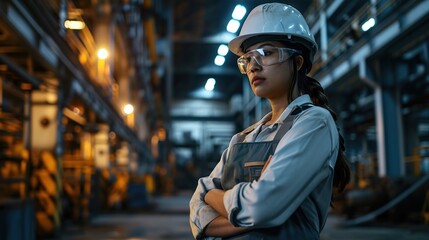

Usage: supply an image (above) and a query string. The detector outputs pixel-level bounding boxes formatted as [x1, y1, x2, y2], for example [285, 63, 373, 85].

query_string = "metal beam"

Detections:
[359, 60, 386, 177]
[0, 54, 40, 88]
[316, 0, 429, 89]
[2, 0, 154, 161]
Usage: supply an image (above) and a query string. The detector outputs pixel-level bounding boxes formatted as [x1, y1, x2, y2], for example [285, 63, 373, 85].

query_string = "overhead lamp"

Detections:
[72, 107, 81, 115]
[205, 78, 216, 91]
[214, 55, 225, 66]
[97, 48, 108, 59]
[232, 5, 247, 20]
[64, 20, 86, 30]
[226, 19, 240, 33]
[123, 104, 134, 115]
[361, 18, 375, 32]
[217, 44, 229, 56]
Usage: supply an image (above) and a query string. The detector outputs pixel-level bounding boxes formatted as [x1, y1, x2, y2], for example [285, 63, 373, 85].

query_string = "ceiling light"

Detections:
[214, 55, 225, 66]
[97, 48, 108, 59]
[123, 104, 134, 115]
[64, 20, 85, 30]
[217, 44, 229, 56]
[226, 19, 240, 33]
[361, 18, 375, 32]
[205, 78, 216, 91]
[232, 5, 247, 20]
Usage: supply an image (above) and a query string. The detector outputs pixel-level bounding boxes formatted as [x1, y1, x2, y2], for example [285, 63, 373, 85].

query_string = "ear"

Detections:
[295, 55, 304, 71]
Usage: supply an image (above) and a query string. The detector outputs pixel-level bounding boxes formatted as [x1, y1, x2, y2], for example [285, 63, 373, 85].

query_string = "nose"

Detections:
[248, 56, 262, 73]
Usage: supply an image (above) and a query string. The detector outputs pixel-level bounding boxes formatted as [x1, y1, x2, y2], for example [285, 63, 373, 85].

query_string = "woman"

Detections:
[189, 3, 350, 239]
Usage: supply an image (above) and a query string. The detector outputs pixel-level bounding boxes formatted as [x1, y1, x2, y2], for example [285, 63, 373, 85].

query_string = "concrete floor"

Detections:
[321, 215, 429, 240]
[59, 192, 429, 240]
[61, 194, 193, 240]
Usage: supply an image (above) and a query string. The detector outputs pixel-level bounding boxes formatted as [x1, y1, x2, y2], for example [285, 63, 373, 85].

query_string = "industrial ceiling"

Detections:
[172, 0, 312, 100]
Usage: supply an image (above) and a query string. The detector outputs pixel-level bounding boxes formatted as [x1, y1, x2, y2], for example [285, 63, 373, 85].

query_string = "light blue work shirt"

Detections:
[189, 95, 339, 239]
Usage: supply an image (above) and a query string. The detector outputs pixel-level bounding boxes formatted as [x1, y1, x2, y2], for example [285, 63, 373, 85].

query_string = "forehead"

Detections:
[246, 41, 286, 51]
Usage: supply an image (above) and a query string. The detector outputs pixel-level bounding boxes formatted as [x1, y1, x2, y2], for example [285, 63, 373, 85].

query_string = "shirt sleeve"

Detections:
[223, 109, 339, 228]
[189, 133, 238, 239]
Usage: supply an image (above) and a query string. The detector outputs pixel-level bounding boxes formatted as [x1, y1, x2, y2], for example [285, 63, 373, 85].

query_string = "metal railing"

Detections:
[308, 0, 408, 75]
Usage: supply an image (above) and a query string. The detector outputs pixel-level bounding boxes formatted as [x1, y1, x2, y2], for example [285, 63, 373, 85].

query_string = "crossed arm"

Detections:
[203, 189, 249, 237]
[202, 156, 274, 237]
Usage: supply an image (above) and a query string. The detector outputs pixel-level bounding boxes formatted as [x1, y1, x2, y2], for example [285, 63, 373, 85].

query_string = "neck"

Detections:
[267, 96, 289, 125]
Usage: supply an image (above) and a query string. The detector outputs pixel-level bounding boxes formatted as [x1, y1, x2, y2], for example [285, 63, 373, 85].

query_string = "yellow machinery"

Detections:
[62, 154, 93, 221]
[30, 151, 61, 234]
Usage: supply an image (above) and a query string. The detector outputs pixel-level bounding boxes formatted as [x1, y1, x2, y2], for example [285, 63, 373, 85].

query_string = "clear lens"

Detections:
[237, 47, 299, 74]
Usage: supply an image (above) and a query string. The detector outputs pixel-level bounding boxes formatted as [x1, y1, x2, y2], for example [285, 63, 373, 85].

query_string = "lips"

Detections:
[252, 76, 265, 86]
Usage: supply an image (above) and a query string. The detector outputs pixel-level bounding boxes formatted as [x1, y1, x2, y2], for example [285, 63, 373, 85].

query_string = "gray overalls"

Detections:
[221, 104, 319, 240]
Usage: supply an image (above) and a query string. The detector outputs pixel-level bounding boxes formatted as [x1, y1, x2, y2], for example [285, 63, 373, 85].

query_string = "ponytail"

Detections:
[293, 59, 351, 193]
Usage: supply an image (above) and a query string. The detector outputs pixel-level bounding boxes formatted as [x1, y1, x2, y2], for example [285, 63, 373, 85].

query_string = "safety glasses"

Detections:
[237, 46, 300, 74]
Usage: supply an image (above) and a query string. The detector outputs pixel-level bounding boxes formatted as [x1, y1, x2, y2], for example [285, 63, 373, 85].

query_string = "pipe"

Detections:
[340, 175, 429, 227]
[359, 60, 386, 177]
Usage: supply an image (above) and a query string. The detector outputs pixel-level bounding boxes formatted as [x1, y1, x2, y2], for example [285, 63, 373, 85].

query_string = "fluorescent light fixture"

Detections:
[214, 55, 225, 66]
[217, 44, 229, 56]
[204, 32, 236, 44]
[97, 48, 108, 59]
[205, 78, 216, 91]
[361, 18, 375, 32]
[232, 5, 247, 20]
[64, 20, 85, 30]
[226, 19, 240, 33]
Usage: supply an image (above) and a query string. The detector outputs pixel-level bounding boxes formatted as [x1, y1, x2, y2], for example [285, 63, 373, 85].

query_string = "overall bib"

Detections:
[221, 104, 318, 240]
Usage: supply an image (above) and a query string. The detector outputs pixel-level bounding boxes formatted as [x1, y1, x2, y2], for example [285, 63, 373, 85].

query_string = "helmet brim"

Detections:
[228, 33, 317, 57]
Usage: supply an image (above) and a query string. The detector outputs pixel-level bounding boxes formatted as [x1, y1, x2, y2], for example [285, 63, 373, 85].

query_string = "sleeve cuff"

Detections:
[223, 184, 242, 227]
[195, 205, 220, 239]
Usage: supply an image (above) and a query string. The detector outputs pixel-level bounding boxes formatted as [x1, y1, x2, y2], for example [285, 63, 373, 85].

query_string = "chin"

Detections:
[252, 89, 262, 97]
[252, 87, 266, 97]
[254, 88, 273, 98]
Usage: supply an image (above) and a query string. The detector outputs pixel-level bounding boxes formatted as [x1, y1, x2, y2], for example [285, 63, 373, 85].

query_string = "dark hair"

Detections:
[290, 57, 351, 193]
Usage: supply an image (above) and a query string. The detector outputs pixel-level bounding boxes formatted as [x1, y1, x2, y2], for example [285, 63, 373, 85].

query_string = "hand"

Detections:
[212, 177, 223, 190]
[204, 216, 249, 237]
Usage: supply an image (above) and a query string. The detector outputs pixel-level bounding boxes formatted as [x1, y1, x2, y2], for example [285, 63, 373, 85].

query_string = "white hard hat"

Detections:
[229, 3, 318, 71]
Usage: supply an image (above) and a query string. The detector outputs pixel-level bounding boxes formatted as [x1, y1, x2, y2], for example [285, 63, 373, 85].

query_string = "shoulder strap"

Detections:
[235, 121, 259, 143]
[272, 103, 313, 141]
[236, 103, 313, 143]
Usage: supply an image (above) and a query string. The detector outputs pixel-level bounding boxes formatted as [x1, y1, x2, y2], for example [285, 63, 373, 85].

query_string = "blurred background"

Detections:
[0, 0, 429, 239]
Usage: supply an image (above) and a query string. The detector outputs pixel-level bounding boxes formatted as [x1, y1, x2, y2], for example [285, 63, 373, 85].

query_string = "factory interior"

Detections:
[1, 0, 429, 239]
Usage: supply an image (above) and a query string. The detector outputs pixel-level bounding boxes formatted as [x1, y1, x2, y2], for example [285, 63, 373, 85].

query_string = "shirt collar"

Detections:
[277, 94, 313, 124]
[241, 95, 313, 134]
